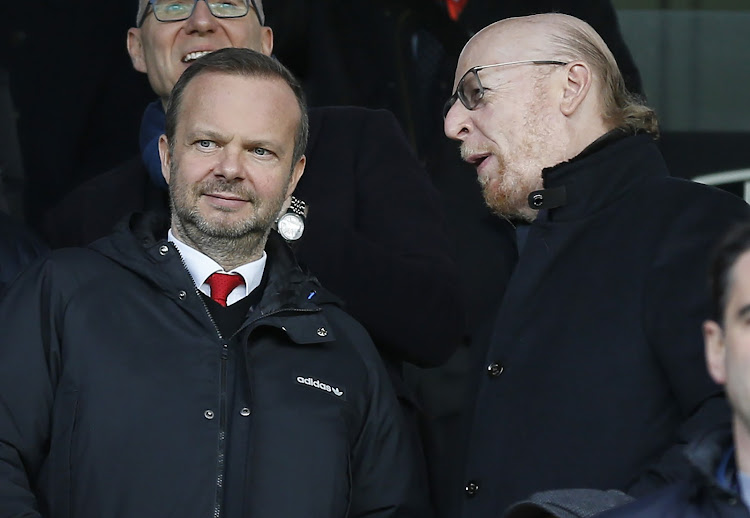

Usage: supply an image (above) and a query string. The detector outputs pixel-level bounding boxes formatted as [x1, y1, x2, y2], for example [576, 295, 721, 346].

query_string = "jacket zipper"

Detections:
[171, 243, 322, 517]
[171, 245, 228, 518]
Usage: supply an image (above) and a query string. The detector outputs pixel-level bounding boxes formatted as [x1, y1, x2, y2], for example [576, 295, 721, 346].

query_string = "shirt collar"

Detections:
[167, 229, 266, 297]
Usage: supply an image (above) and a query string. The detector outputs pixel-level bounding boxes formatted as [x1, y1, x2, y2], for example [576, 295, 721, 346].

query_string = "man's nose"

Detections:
[444, 101, 471, 141]
[184, 0, 219, 33]
[215, 147, 244, 180]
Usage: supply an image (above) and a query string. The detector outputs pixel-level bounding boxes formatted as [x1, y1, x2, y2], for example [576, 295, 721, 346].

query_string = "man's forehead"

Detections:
[725, 251, 750, 315]
[456, 28, 524, 77]
[179, 73, 298, 123]
[184, 71, 285, 98]
[466, 22, 535, 60]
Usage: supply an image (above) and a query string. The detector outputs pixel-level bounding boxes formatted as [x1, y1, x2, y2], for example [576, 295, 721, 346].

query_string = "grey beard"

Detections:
[170, 198, 270, 271]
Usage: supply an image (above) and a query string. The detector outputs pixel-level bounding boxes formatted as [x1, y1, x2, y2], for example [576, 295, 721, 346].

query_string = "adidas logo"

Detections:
[296, 376, 344, 397]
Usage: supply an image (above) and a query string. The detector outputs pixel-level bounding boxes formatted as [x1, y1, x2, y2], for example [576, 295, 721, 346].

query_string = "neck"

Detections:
[733, 416, 750, 475]
[171, 220, 268, 271]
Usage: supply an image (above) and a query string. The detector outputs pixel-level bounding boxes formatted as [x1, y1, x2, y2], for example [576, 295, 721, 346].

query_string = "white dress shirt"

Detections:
[168, 229, 266, 306]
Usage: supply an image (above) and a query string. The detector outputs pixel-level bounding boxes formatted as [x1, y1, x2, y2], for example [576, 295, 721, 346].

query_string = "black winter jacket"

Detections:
[456, 134, 750, 517]
[0, 212, 427, 518]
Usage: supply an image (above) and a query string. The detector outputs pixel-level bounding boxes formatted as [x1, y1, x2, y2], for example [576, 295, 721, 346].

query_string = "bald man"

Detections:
[441, 13, 750, 517]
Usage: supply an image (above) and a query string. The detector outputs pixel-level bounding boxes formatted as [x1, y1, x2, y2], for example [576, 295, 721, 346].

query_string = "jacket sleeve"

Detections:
[337, 310, 433, 518]
[0, 258, 62, 517]
[297, 108, 465, 367]
[636, 189, 750, 493]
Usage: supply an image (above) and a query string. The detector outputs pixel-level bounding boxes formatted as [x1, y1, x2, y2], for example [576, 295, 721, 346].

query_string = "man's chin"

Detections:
[481, 187, 536, 223]
[179, 211, 259, 239]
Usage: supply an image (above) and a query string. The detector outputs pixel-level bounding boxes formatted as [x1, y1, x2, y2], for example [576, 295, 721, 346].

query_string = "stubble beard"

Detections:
[477, 158, 541, 223]
[463, 143, 542, 223]
[472, 94, 558, 223]
[169, 160, 288, 268]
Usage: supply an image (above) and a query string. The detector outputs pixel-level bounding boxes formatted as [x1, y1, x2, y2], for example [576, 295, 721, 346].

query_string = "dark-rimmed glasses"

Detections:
[443, 60, 568, 118]
[139, 0, 263, 27]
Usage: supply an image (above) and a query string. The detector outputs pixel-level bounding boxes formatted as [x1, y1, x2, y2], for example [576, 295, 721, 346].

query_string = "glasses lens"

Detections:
[207, 0, 249, 17]
[458, 70, 483, 110]
[443, 93, 458, 119]
[153, 0, 195, 21]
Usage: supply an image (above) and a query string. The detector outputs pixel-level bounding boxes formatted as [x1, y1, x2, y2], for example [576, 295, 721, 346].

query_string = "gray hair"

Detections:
[545, 17, 659, 137]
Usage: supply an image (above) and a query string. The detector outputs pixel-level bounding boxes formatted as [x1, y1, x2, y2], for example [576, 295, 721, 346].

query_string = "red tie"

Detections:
[206, 273, 245, 307]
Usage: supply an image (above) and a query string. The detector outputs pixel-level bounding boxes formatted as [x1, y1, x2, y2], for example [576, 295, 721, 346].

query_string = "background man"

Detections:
[441, 13, 750, 517]
[597, 223, 750, 518]
[0, 48, 426, 518]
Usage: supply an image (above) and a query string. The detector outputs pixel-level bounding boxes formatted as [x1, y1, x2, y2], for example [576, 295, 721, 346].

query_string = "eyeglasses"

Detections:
[140, 0, 263, 27]
[443, 60, 568, 118]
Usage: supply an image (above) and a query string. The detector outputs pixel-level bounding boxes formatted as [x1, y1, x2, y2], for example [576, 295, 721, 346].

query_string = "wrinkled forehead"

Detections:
[136, 0, 266, 26]
[454, 22, 546, 85]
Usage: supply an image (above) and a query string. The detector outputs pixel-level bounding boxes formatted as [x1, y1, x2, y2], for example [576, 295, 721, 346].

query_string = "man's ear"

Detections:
[127, 28, 148, 73]
[158, 135, 172, 185]
[286, 155, 305, 198]
[559, 62, 593, 117]
[704, 319, 727, 385]
[259, 27, 274, 57]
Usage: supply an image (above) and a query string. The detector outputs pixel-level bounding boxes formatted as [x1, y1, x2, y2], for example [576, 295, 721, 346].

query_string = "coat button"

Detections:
[240, 407, 251, 417]
[159, 245, 169, 255]
[317, 327, 328, 337]
[178, 290, 187, 300]
[487, 362, 504, 378]
[204, 409, 215, 420]
[530, 193, 544, 208]
[465, 481, 479, 497]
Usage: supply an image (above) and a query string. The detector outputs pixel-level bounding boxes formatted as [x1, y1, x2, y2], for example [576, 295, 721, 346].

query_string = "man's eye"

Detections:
[466, 87, 483, 104]
[196, 140, 217, 150]
[254, 147, 270, 156]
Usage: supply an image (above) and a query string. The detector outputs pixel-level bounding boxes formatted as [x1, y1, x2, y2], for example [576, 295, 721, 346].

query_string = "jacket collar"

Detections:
[684, 426, 743, 500]
[531, 132, 666, 223]
[89, 211, 340, 344]
[139, 100, 169, 190]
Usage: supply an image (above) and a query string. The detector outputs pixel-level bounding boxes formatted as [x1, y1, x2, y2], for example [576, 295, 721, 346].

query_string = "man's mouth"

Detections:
[464, 153, 492, 174]
[204, 192, 248, 202]
[183, 50, 213, 63]
[203, 191, 251, 211]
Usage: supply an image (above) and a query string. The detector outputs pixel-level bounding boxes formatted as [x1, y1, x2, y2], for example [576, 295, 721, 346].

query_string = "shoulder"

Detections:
[41, 157, 152, 248]
[0, 214, 48, 288]
[319, 304, 377, 354]
[316, 303, 389, 374]
[659, 175, 749, 210]
[596, 481, 716, 518]
[636, 174, 750, 237]
[0, 246, 118, 311]
[58, 156, 147, 203]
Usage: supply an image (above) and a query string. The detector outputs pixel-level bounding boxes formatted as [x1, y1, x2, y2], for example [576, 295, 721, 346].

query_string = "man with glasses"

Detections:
[440, 13, 750, 518]
[41, 0, 464, 459]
